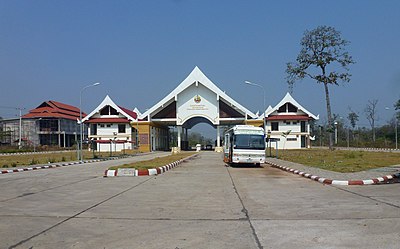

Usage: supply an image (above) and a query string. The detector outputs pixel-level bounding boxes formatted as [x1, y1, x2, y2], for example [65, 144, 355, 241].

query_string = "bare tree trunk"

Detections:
[372, 119, 376, 142]
[365, 99, 378, 143]
[324, 82, 334, 150]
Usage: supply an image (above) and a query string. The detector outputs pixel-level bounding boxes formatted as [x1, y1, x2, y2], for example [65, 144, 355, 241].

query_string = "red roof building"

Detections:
[0, 100, 84, 148]
[22, 100, 86, 120]
[81, 95, 138, 152]
[264, 93, 319, 149]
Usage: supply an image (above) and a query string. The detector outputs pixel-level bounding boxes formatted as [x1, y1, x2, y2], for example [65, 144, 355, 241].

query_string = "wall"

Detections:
[177, 84, 218, 126]
[267, 120, 309, 149]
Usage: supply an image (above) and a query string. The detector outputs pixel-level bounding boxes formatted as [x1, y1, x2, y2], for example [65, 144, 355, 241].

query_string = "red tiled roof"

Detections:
[85, 118, 130, 123]
[48, 100, 80, 113]
[22, 101, 85, 120]
[118, 106, 137, 119]
[266, 115, 311, 121]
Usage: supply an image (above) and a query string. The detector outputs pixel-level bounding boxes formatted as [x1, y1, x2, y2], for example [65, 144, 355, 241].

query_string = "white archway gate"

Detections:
[136, 67, 263, 152]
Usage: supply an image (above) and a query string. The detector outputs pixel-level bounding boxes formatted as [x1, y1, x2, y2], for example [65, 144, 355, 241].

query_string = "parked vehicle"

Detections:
[223, 125, 265, 165]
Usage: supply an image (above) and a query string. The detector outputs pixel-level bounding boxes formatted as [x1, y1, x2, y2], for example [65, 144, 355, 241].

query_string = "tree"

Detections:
[347, 108, 359, 146]
[286, 26, 355, 150]
[395, 99, 400, 120]
[347, 109, 359, 129]
[364, 99, 378, 142]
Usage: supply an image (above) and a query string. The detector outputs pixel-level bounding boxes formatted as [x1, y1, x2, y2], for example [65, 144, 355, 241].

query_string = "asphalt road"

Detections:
[0, 151, 399, 249]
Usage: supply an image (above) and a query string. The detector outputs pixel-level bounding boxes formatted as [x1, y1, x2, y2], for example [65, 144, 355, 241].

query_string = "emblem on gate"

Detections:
[194, 95, 201, 103]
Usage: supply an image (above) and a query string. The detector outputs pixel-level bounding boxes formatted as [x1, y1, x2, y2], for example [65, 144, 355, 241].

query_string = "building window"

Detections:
[99, 105, 119, 116]
[287, 103, 298, 112]
[106, 124, 111, 128]
[292, 121, 298, 125]
[277, 103, 298, 113]
[301, 121, 306, 132]
[91, 124, 97, 135]
[271, 122, 279, 131]
[287, 138, 297, 141]
[118, 124, 126, 133]
[100, 124, 105, 128]
[277, 105, 286, 113]
[284, 120, 290, 125]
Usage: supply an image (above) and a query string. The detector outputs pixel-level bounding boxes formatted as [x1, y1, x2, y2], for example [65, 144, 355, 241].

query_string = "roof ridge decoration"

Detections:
[82, 95, 137, 123]
[266, 92, 319, 120]
[140, 66, 257, 120]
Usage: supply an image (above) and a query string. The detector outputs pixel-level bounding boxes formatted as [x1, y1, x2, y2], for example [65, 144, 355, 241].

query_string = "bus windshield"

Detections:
[234, 134, 265, 150]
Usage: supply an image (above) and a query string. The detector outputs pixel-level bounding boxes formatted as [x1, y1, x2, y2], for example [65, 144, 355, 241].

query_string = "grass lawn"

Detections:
[0, 151, 138, 168]
[276, 149, 400, 173]
[109, 152, 197, 170]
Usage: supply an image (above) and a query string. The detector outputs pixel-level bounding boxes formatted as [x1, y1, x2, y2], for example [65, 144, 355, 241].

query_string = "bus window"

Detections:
[234, 134, 265, 150]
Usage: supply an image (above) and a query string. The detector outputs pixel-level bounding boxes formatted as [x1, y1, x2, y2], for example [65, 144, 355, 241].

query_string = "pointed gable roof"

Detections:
[265, 92, 319, 120]
[140, 66, 257, 120]
[82, 95, 137, 123]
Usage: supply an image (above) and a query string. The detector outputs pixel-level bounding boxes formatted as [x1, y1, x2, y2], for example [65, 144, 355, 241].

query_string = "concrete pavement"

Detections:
[0, 151, 399, 248]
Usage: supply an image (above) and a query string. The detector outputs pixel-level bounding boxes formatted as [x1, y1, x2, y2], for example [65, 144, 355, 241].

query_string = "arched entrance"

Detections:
[135, 67, 262, 152]
[178, 117, 217, 150]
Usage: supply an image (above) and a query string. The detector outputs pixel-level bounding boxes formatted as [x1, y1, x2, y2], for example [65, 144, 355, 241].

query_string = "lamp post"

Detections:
[385, 107, 398, 150]
[334, 121, 338, 145]
[79, 82, 100, 161]
[244, 80, 266, 158]
[244, 81, 266, 133]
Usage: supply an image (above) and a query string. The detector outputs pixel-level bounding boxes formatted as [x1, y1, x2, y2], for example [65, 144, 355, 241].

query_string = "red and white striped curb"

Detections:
[267, 161, 400, 186]
[0, 156, 134, 175]
[104, 154, 198, 177]
[0, 160, 102, 175]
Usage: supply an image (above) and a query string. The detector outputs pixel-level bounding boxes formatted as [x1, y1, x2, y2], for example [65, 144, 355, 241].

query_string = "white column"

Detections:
[177, 126, 182, 148]
[217, 126, 221, 147]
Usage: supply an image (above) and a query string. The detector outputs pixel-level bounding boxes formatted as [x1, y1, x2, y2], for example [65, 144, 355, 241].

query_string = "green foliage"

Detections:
[395, 99, 400, 120]
[313, 121, 398, 149]
[286, 25, 355, 150]
[347, 111, 359, 129]
[286, 25, 355, 87]
[394, 99, 400, 110]
[29, 158, 39, 165]
[188, 132, 213, 147]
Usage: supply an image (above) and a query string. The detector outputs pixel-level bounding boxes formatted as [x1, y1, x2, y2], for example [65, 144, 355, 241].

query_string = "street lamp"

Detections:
[244, 80, 267, 157]
[385, 107, 398, 150]
[244, 81, 266, 133]
[334, 121, 338, 145]
[79, 82, 100, 161]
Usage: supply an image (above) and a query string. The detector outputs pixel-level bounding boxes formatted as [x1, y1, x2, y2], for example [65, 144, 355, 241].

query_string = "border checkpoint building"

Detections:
[82, 66, 319, 153]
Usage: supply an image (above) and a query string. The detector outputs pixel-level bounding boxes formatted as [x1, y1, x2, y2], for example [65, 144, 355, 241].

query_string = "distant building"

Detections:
[0, 100, 84, 148]
[82, 95, 138, 152]
[265, 92, 319, 149]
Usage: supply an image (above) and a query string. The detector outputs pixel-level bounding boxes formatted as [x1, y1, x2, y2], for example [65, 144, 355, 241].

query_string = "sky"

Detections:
[1, 0, 399, 138]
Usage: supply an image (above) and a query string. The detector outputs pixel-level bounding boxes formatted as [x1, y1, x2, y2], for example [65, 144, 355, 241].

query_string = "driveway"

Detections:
[0, 151, 399, 248]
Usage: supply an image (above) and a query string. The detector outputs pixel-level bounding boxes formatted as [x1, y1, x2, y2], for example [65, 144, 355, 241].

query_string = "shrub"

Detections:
[344, 152, 356, 159]
[11, 162, 17, 167]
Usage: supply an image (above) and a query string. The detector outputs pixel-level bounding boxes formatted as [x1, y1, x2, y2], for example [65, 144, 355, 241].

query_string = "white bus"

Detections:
[223, 125, 265, 165]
